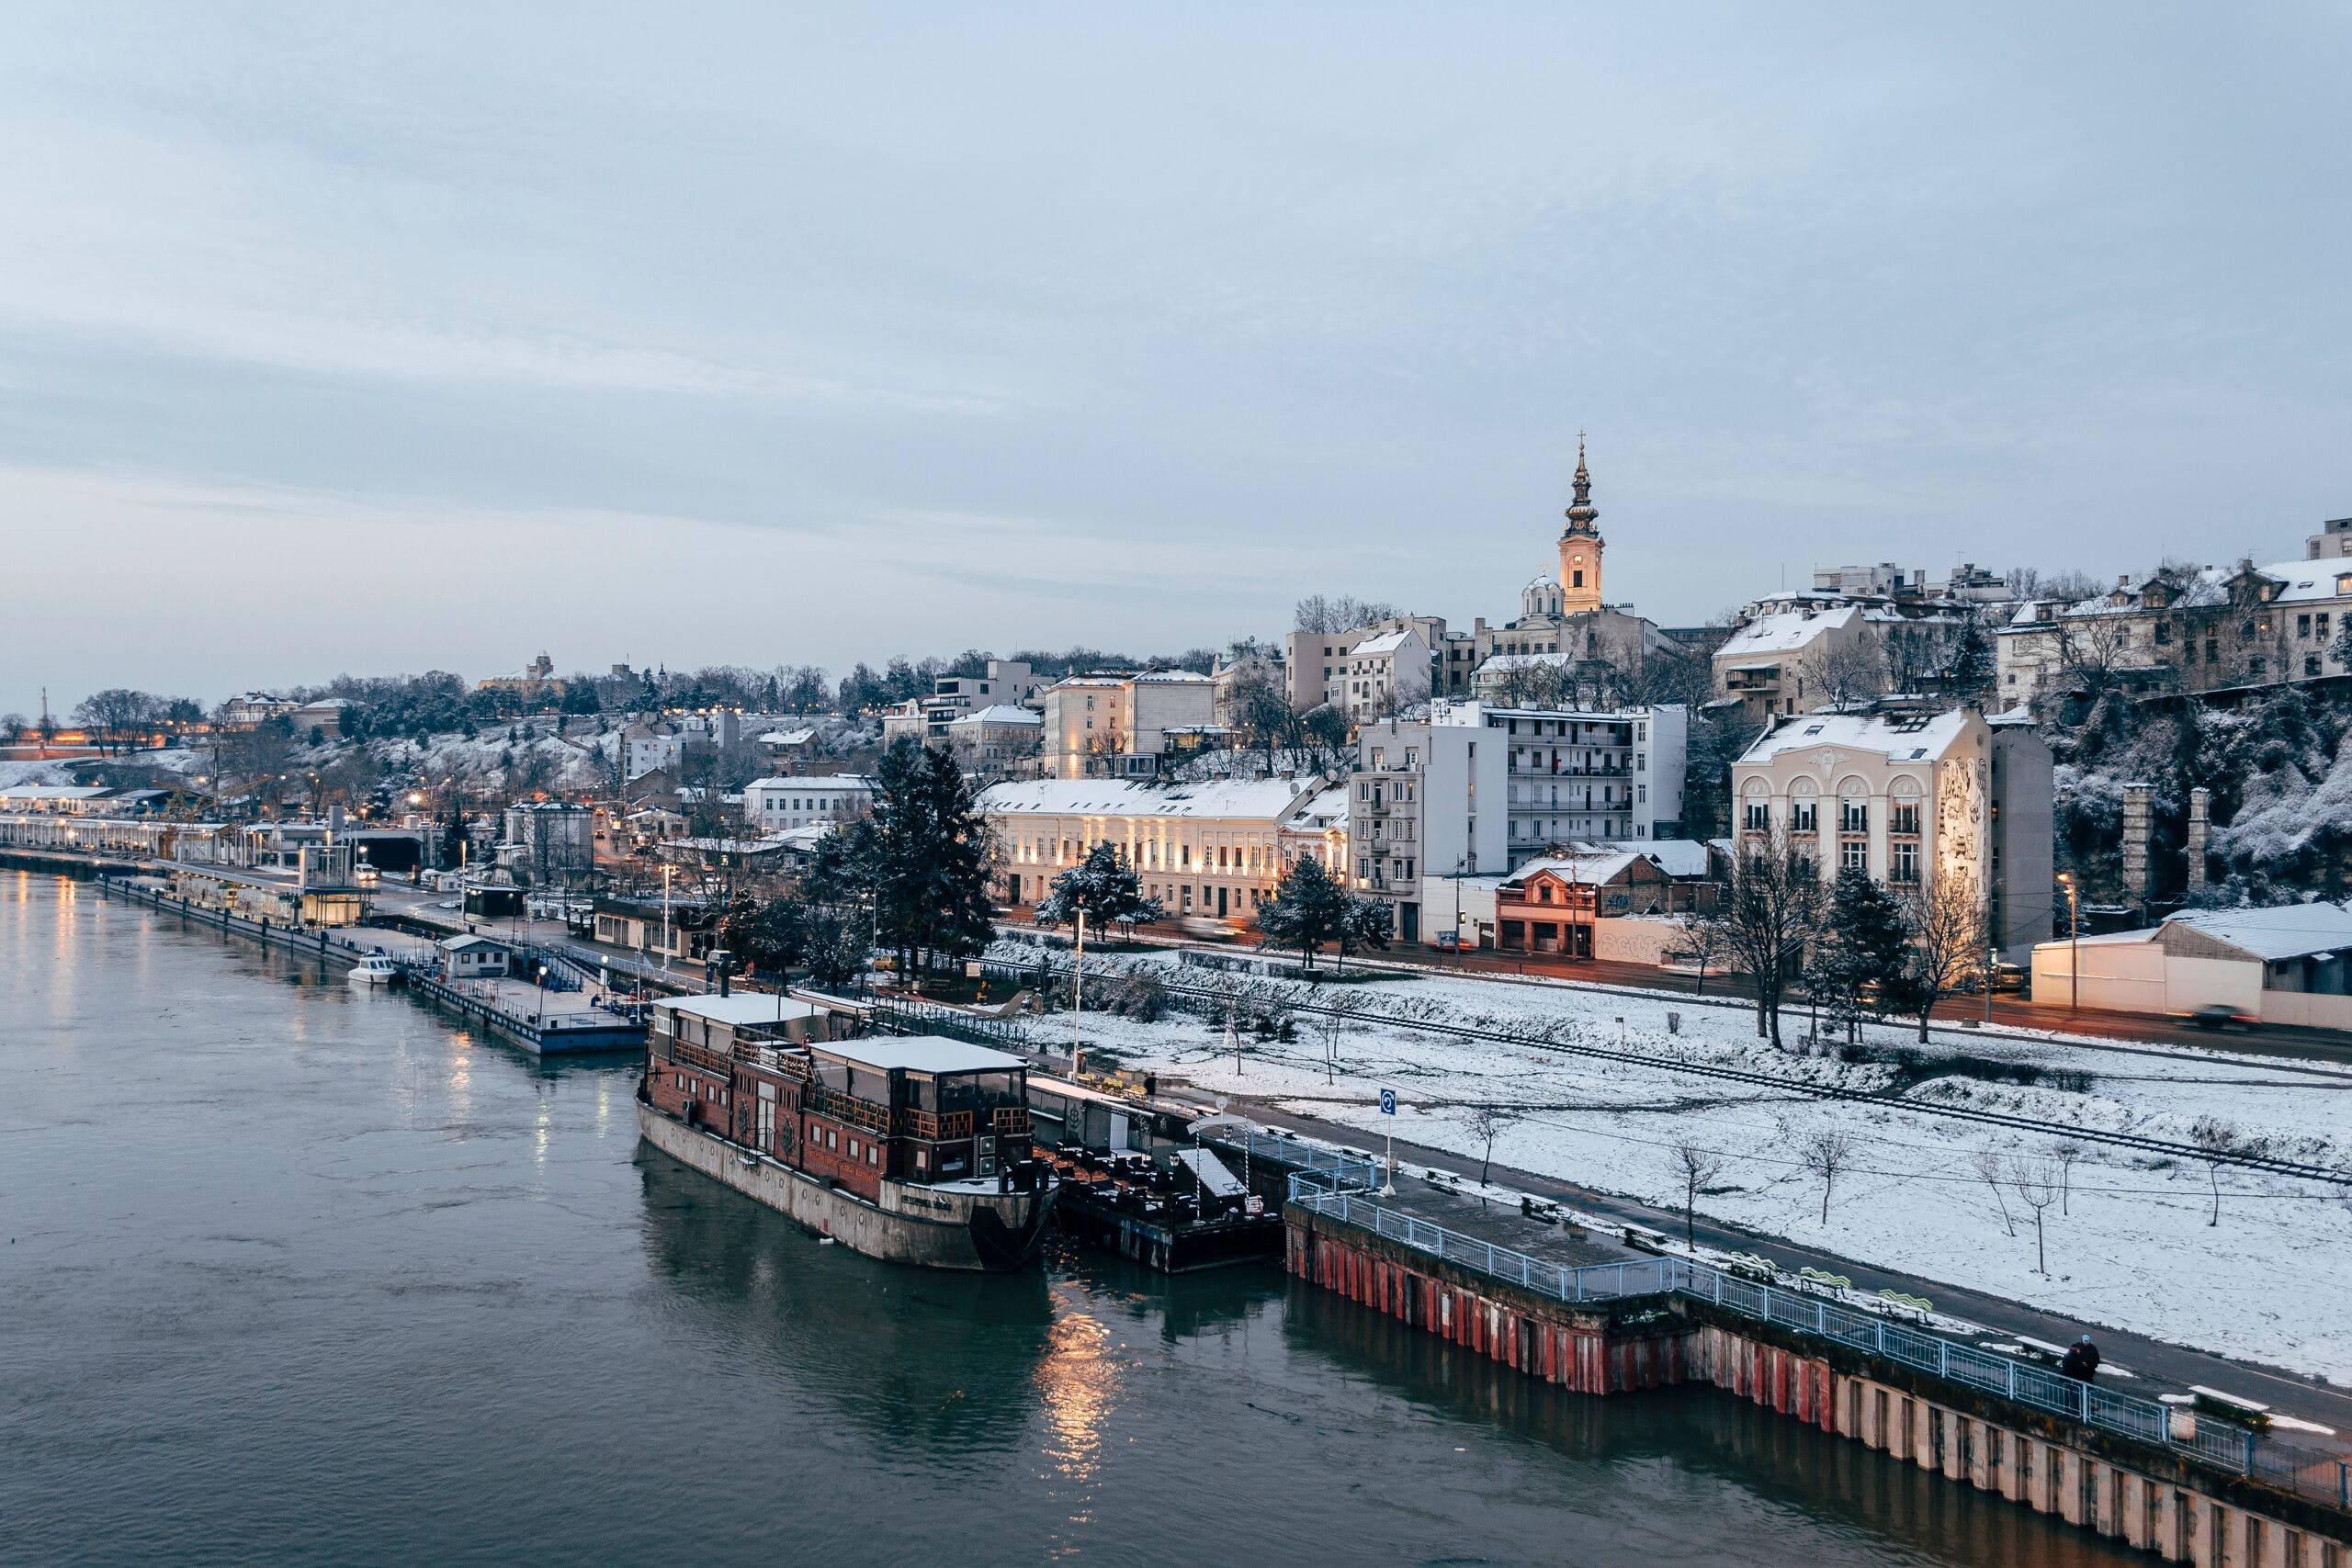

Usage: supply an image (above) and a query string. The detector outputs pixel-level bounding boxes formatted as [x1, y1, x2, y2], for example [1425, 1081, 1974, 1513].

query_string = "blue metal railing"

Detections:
[1290, 1179, 2269, 1478]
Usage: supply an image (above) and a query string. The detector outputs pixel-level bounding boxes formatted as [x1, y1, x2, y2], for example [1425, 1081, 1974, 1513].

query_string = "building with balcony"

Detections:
[1730, 705, 2052, 962]
[1428, 698, 1687, 864]
[1347, 717, 1509, 945]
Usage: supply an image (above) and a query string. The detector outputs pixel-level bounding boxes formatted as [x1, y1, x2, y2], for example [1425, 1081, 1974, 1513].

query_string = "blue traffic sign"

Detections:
[1379, 1088, 1396, 1116]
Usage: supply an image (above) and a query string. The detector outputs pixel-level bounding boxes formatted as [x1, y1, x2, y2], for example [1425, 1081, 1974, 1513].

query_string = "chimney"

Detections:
[2121, 783, 2153, 908]
[2187, 787, 2211, 890]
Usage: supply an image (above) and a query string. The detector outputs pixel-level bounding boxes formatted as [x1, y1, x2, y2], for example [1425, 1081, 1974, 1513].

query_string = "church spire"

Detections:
[1564, 433, 1599, 536]
[1557, 433, 1604, 615]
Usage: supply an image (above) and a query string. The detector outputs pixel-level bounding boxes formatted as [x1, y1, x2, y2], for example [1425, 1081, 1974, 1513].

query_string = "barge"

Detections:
[638, 996, 1055, 1272]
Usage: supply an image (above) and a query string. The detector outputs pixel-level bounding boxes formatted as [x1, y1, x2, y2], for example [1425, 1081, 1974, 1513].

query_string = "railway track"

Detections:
[1028, 956, 2352, 1188]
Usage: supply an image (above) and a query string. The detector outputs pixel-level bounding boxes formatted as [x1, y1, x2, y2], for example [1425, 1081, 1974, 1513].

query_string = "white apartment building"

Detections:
[1339, 626, 1432, 722]
[741, 773, 875, 834]
[977, 775, 1335, 923]
[1349, 717, 1510, 944]
[1730, 706, 2052, 961]
[1039, 671, 1218, 778]
[1429, 699, 1687, 866]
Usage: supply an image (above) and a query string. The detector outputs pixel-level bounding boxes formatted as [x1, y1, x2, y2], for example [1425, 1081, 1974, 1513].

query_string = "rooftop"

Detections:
[977, 776, 1319, 821]
[652, 993, 826, 1025]
[2165, 901, 2352, 962]
[952, 705, 1043, 726]
[1738, 708, 1973, 766]
[1714, 604, 1861, 661]
[812, 1033, 1027, 1076]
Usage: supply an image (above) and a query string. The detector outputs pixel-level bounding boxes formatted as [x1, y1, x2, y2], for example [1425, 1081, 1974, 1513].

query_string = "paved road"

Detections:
[1237, 1094, 2352, 1452]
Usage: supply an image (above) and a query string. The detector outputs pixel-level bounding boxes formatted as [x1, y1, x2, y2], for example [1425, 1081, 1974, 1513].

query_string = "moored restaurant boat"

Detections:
[636, 994, 1055, 1272]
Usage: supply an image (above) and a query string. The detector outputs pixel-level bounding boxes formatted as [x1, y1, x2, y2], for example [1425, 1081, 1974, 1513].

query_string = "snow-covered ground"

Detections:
[1025, 945, 2352, 1383]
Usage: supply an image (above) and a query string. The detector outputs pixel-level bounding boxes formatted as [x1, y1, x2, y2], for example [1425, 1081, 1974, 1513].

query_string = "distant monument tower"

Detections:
[1558, 435, 1605, 615]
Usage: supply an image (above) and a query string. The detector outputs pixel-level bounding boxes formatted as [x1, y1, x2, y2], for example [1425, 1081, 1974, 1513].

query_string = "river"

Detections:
[0, 874, 2137, 1565]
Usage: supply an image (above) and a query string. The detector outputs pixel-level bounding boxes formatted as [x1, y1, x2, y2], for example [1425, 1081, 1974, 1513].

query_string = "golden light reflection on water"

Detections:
[449, 1030, 473, 1121]
[1033, 1284, 1120, 1547]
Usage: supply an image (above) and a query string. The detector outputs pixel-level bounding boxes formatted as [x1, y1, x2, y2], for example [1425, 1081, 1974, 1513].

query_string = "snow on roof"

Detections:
[1283, 785, 1350, 832]
[813, 1033, 1027, 1075]
[652, 993, 825, 1025]
[1478, 652, 1576, 673]
[977, 777, 1319, 821]
[756, 728, 819, 745]
[1738, 708, 1973, 766]
[1500, 850, 1652, 887]
[950, 705, 1042, 726]
[2164, 902, 2352, 962]
[438, 933, 507, 952]
[746, 773, 870, 792]
[1594, 838, 1712, 877]
[1132, 670, 1213, 683]
[1349, 629, 1413, 655]
[1714, 604, 1860, 661]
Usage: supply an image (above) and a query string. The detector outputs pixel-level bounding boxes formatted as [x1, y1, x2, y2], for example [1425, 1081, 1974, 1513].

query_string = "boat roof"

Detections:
[651, 993, 826, 1024]
[811, 1033, 1027, 1077]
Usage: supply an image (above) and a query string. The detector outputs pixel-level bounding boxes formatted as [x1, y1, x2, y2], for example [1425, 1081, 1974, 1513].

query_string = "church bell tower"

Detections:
[1557, 436, 1604, 615]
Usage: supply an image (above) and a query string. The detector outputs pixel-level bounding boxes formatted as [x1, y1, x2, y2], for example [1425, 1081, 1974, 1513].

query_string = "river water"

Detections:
[0, 874, 2138, 1566]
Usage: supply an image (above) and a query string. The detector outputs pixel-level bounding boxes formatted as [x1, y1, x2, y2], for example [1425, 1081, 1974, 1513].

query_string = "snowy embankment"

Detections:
[1015, 943, 2352, 1384]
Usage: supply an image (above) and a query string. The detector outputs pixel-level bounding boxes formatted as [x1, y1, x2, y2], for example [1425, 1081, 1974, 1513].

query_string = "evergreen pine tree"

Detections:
[1258, 857, 1351, 970]
[1808, 868, 1910, 1043]
[1038, 842, 1165, 932]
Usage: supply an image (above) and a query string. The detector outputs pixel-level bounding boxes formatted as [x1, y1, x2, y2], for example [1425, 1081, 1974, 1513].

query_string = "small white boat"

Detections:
[348, 954, 403, 987]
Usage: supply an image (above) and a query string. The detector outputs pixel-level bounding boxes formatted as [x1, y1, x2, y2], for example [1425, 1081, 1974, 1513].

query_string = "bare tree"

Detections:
[1295, 594, 1400, 635]
[2010, 1157, 2063, 1276]
[1816, 635, 1885, 710]
[1971, 1147, 2018, 1236]
[1800, 1128, 1858, 1223]
[1905, 874, 1985, 1042]
[1465, 1104, 1519, 1197]
[1677, 913, 1728, 998]
[2051, 1140, 2085, 1215]
[2188, 1116, 2241, 1226]
[1705, 827, 1821, 1046]
[1670, 1140, 1724, 1253]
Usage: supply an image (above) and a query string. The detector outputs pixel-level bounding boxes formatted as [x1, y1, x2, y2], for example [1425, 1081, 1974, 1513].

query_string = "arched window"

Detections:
[1788, 780, 1819, 834]
[1741, 780, 1770, 833]
[1837, 779, 1871, 835]
[1889, 776, 1924, 837]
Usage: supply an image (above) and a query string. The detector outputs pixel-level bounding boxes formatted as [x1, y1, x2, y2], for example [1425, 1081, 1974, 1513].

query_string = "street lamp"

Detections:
[2057, 871, 2080, 1010]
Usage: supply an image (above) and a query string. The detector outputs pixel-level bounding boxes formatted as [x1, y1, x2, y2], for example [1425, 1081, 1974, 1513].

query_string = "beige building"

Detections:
[882, 660, 1044, 745]
[1283, 615, 1447, 714]
[945, 705, 1043, 779]
[1712, 601, 1871, 721]
[1039, 671, 1218, 778]
[1731, 706, 2052, 961]
[1996, 557, 2352, 709]
[978, 775, 1336, 923]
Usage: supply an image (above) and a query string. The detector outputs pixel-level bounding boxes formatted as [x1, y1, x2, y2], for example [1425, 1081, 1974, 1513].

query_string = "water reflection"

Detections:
[1285, 1280, 2138, 1567]
[633, 1149, 1052, 1457]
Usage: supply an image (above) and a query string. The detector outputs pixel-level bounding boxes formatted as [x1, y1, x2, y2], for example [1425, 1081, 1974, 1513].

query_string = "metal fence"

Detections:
[870, 993, 1033, 1052]
[1290, 1179, 2327, 1489]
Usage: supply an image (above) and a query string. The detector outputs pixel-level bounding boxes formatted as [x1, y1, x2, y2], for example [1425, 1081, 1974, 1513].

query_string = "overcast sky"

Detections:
[4, 4, 2346, 716]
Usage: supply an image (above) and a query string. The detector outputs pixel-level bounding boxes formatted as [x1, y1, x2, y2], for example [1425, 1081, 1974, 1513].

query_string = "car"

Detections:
[436, 898, 461, 910]
[1430, 931, 1466, 952]
[2188, 1003, 2250, 1031]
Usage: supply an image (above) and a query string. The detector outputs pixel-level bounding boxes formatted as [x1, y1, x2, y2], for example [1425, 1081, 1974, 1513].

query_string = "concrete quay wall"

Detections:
[1287, 1205, 2351, 1566]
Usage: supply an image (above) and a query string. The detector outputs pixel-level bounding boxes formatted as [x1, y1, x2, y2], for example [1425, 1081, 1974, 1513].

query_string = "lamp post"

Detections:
[2058, 871, 2080, 1010]
[661, 862, 673, 974]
